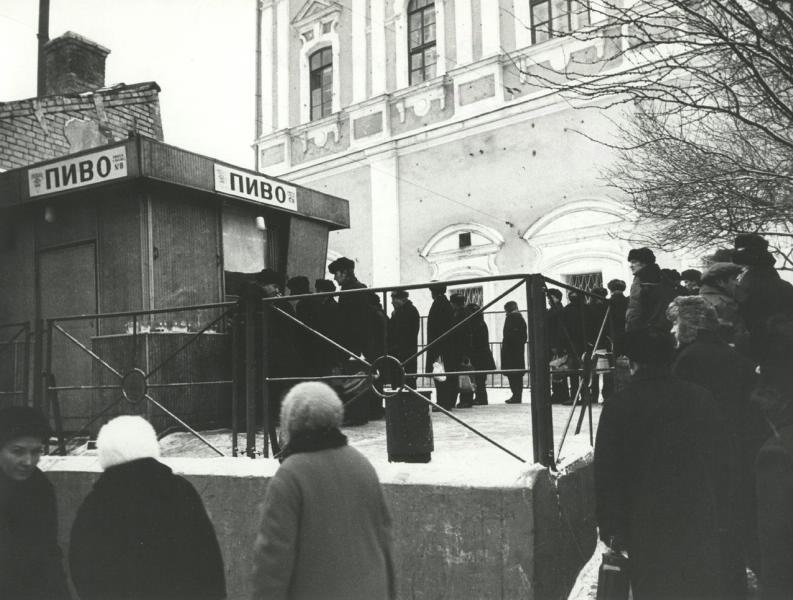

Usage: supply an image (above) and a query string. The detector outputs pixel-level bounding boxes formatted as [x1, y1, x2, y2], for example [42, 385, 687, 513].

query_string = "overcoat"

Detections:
[69, 457, 226, 600]
[756, 418, 793, 600]
[252, 444, 396, 600]
[388, 299, 420, 374]
[736, 263, 793, 359]
[338, 278, 372, 357]
[426, 294, 455, 367]
[470, 316, 496, 371]
[625, 263, 676, 332]
[608, 292, 628, 355]
[0, 468, 69, 600]
[595, 368, 728, 600]
[501, 311, 527, 369]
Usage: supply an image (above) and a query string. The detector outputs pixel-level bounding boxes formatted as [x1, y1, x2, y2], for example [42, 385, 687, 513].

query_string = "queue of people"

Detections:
[594, 234, 793, 600]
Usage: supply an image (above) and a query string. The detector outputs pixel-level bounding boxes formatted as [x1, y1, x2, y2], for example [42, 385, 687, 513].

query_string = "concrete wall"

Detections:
[42, 454, 595, 600]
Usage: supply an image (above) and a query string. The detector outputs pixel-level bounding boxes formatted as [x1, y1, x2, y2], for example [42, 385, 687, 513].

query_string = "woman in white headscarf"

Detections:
[69, 415, 226, 600]
[251, 381, 395, 600]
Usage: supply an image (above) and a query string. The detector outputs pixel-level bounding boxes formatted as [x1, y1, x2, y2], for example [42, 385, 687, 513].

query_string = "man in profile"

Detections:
[501, 300, 527, 404]
[388, 290, 420, 388]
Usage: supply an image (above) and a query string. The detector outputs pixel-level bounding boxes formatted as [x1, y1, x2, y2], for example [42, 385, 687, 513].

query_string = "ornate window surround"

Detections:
[394, 0, 447, 90]
[294, 1, 342, 124]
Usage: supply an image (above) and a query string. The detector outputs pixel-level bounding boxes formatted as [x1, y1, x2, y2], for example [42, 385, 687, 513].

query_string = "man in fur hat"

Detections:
[699, 262, 747, 345]
[667, 296, 766, 597]
[0, 406, 70, 600]
[328, 257, 373, 359]
[625, 247, 676, 332]
[733, 233, 793, 360]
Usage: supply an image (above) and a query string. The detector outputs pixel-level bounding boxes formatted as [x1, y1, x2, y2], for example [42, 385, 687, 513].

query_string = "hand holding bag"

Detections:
[432, 358, 447, 382]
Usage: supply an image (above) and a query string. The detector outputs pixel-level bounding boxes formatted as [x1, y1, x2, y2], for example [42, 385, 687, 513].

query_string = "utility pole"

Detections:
[37, 0, 51, 96]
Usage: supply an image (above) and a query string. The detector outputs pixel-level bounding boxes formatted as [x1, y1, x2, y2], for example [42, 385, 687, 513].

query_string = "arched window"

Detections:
[408, 0, 437, 84]
[309, 47, 333, 121]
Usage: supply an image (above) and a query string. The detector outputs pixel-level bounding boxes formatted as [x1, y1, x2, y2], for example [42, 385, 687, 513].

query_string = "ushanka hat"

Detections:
[734, 233, 774, 267]
[257, 268, 284, 286]
[328, 257, 355, 274]
[0, 406, 50, 448]
[665, 296, 718, 345]
[627, 247, 656, 265]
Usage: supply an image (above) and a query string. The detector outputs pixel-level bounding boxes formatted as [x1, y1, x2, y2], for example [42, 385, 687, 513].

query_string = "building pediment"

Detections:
[292, 0, 341, 29]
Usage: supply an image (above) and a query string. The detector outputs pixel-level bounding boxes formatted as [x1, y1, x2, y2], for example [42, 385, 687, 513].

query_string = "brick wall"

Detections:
[0, 83, 163, 171]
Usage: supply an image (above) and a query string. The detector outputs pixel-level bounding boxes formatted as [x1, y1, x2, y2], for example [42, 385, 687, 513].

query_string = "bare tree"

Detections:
[519, 0, 793, 265]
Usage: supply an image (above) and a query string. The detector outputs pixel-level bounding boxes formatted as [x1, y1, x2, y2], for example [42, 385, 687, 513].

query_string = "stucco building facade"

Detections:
[252, 0, 684, 308]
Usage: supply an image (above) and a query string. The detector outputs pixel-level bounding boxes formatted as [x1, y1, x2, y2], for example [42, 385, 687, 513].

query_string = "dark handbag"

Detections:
[596, 549, 630, 600]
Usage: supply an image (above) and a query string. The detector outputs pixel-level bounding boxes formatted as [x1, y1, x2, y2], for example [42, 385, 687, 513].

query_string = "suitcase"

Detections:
[596, 549, 630, 600]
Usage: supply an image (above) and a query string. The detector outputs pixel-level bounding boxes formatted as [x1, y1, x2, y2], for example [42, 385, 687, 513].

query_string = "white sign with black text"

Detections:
[28, 147, 128, 197]
[213, 164, 298, 211]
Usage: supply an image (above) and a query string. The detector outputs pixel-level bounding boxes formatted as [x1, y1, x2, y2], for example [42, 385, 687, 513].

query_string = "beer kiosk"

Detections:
[0, 135, 349, 432]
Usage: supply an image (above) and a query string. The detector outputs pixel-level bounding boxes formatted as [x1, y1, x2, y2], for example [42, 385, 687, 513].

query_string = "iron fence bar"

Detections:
[144, 394, 224, 457]
[269, 305, 372, 368]
[528, 274, 555, 467]
[231, 310, 241, 458]
[45, 301, 236, 324]
[556, 378, 586, 462]
[144, 308, 234, 381]
[402, 384, 527, 463]
[57, 396, 126, 455]
[0, 391, 28, 396]
[49, 385, 122, 391]
[265, 367, 530, 384]
[401, 277, 527, 367]
[147, 381, 232, 388]
[52, 323, 122, 379]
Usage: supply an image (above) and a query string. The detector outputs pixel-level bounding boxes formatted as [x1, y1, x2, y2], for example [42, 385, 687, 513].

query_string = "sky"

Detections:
[0, 0, 256, 167]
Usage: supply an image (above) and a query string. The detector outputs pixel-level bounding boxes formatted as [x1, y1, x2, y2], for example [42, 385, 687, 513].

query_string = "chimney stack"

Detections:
[42, 31, 110, 96]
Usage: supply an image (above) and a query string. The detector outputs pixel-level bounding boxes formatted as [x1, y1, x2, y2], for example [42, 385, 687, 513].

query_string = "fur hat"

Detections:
[328, 257, 355, 274]
[314, 279, 336, 293]
[280, 382, 343, 444]
[428, 283, 447, 296]
[665, 296, 718, 344]
[286, 276, 310, 294]
[624, 328, 675, 365]
[97, 415, 160, 470]
[0, 406, 50, 449]
[627, 247, 656, 265]
[391, 289, 409, 300]
[733, 233, 774, 267]
[701, 262, 743, 286]
[257, 268, 283, 286]
[607, 279, 626, 292]
[680, 269, 702, 283]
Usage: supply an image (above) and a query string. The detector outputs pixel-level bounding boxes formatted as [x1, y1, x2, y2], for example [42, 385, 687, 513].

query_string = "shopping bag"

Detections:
[432, 358, 446, 382]
[596, 548, 630, 600]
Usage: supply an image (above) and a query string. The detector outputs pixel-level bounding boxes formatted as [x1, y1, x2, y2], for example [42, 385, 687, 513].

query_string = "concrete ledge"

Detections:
[41, 454, 595, 600]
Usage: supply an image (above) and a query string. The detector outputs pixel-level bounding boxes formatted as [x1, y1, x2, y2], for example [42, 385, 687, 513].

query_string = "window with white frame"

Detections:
[408, 0, 437, 84]
[309, 47, 333, 121]
[530, 0, 590, 44]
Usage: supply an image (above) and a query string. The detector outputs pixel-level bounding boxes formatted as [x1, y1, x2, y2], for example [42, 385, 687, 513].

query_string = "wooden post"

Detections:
[527, 274, 554, 467]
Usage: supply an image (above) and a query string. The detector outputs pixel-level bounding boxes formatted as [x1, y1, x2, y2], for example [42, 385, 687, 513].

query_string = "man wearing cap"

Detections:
[733, 233, 793, 359]
[0, 406, 69, 600]
[328, 257, 372, 359]
[625, 247, 675, 332]
[388, 290, 420, 388]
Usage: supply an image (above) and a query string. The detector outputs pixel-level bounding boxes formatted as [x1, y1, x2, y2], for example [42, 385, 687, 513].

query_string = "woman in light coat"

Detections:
[251, 382, 395, 600]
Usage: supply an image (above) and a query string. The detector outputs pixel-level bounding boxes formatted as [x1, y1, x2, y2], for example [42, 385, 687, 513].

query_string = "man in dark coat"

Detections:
[625, 247, 676, 332]
[562, 290, 588, 403]
[69, 416, 226, 600]
[388, 290, 420, 388]
[426, 284, 459, 410]
[733, 233, 793, 361]
[668, 296, 766, 598]
[450, 293, 474, 408]
[0, 406, 70, 600]
[595, 328, 728, 600]
[314, 279, 345, 374]
[329, 257, 372, 359]
[467, 303, 496, 405]
[501, 300, 527, 404]
[753, 315, 793, 599]
[606, 279, 628, 356]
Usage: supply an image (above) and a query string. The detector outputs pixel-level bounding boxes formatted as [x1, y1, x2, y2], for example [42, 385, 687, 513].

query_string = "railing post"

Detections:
[260, 301, 271, 459]
[527, 274, 554, 467]
[231, 307, 240, 457]
[244, 292, 258, 458]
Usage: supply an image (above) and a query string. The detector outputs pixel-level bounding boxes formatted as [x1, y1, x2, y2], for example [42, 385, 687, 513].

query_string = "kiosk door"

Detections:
[38, 242, 97, 427]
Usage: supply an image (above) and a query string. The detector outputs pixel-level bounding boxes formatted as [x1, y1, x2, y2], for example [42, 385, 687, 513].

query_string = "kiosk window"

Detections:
[222, 205, 266, 274]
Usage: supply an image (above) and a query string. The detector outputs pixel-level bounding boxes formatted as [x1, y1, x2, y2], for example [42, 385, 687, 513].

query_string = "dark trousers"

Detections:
[507, 372, 524, 401]
[434, 376, 458, 410]
[473, 373, 488, 404]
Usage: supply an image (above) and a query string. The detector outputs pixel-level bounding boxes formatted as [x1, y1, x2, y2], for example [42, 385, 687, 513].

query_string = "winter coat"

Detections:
[251, 444, 395, 600]
[625, 263, 676, 332]
[69, 458, 226, 600]
[700, 283, 746, 345]
[388, 300, 420, 374]
[586, 300, 609, 350]
[501, 311, 527, 369]
[608, 292, 628, 355]
[595, 367, 728, 600]
[0, 468, 69, 600]
[736, 264, 793, 359]
[546, 303, 566, 354]
[756, 419, 793, 600]
[315, 296, 345, 373]
[426, 294, 455, 367]
[366, 298, 388, 363]
[338, 278, 373, 357]
[469, 317, 496, 371]
[561, 298, 587, 360]
[673, 331, 768, 598]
